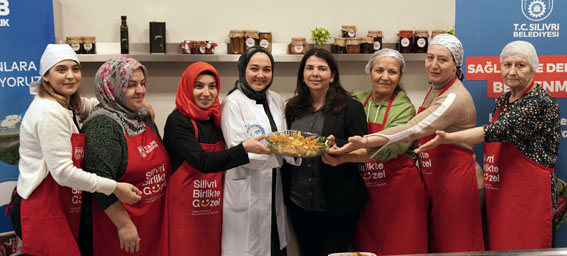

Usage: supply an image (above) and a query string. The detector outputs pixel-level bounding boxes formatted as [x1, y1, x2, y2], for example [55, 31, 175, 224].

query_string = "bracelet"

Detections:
[364, 137, 369, 148]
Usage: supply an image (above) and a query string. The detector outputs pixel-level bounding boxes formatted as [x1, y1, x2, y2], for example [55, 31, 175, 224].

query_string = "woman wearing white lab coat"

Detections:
[220, 46, 289, 256]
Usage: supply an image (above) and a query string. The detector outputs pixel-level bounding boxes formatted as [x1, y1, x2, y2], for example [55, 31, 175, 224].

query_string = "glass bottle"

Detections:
[120, 16, 129, 54]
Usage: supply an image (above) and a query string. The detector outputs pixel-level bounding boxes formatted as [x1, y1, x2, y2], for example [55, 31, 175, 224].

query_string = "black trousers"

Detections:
[287, 201, 360, 256]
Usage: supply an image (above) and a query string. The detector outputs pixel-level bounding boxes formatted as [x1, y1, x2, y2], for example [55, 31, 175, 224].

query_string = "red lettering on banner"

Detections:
[466, 55, 567, 98]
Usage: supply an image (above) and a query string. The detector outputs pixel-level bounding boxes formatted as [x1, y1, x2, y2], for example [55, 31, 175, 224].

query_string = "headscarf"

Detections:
[429, 34, 464, 80]
[30, 44, 80, 95]
[174, 62, 221, 127]
[88, 57, 149, 137]
[228, 46, 275, 102]
[500, 40, 539, 72]
[365, 48, 406, 74]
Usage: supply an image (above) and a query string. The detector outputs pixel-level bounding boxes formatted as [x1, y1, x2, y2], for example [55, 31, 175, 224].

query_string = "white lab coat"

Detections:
[220, 89, 289, 256]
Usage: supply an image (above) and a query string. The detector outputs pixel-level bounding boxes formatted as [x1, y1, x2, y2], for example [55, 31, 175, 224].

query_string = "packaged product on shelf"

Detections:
[290, 37, 307, 54]
[361, 37, 375, 53]
[82, 36, 96, 54]
[149, 22, 166, 54]
[180, 40, 191, 54]
[413, 30, 429, 53]
[333, 37, 346, 54]
[341, 25, 357, 38]
[345, 38, 362, 54]
[244, 30, 259, 51]
[229, 30, 245, 54]
[431, 30, 447, 39]
[259, 31, 272, 52]
[367, 30, 383, 51]
[205, 41, 218, 54]
[65, 36, 83, 54]
[398, 30, 414, 53]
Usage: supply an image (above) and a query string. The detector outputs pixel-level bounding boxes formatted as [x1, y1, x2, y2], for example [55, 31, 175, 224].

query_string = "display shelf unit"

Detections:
[77, 52, 426, 63]
[76, 42, 426, 63]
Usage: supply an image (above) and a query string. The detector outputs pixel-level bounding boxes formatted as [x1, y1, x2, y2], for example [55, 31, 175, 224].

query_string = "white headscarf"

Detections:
[500, 41, 539, 72]
[429, 34, 464, 80]
[29, 44, 80, 95]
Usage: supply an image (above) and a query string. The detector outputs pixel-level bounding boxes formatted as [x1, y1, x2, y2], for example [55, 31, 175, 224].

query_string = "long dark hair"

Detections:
[285, 48, 351, 119]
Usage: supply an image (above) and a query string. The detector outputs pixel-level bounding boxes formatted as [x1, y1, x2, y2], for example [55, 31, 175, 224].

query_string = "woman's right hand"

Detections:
[243, 134, 272, 155]
[117, 221, 140, 253]
[114, 183, 142, 204]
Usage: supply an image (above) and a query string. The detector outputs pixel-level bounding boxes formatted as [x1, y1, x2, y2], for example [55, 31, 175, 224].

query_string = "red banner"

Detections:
[466, 55, 567, 98]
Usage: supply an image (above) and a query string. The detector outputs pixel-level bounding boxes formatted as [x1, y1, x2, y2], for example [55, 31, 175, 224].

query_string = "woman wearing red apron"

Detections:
[163, 62, 271, 256]
[329, 34, 484, 253]
[323, 49, 428, 255]
[14, 45, 141, 256]
[80, 57, 168, 255]
[416, 41, 560, 250]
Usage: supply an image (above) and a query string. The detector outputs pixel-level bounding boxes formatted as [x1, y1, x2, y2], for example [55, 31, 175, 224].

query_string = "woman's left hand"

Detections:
[327, 135, 366, 155]
[321, 153, 345, 167]
[243, 134, 272, 155]
[414, 130, 448, 153]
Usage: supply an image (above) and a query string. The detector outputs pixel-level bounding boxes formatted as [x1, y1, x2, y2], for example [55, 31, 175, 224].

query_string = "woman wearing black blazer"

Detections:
[282, 48, 368, 256]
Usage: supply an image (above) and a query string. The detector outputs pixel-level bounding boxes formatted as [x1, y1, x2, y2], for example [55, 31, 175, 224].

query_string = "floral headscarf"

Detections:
[174, 62, 221, 127]
[88, 57, 149, 137]
[429, 34, 465, 80]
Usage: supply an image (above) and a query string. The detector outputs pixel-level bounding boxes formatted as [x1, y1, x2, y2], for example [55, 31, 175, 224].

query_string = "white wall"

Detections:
[53, 1, 455, 255]
[54, 0, 455, 135]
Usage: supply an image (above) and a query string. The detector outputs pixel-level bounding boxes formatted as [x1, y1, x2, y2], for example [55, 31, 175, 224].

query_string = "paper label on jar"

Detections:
[70, 43, 80, 52]
[245, 38, 256, 47]
[373, 41, 381, 50]
[293, 45, 304, 54]
[401, 38, 410, 47]
[417, 38, 427, 48]
[348, 31, 356, 37]
[199, 46, 206, 54]
[83, 43, 93, 51]
[260, 39, 269, 48]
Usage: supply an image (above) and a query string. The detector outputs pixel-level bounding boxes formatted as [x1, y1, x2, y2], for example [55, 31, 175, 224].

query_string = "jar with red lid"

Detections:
[367, 30, 383, 51]
[180, 40, 191, 54]
[333, 38, 346, 54]
[413, 30, 429, 53]
[398, 30, 414, 53]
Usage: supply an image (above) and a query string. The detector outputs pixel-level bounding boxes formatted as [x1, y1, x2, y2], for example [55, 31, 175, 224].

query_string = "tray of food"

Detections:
[266, 130, 330, 158]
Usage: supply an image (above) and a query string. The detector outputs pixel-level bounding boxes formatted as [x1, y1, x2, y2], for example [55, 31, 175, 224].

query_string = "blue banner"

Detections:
[456, 0, 567, 246]
[0, 0, 54, 233]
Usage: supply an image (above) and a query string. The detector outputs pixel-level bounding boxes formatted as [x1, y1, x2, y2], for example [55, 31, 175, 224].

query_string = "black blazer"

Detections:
[282, 98, 369, 217]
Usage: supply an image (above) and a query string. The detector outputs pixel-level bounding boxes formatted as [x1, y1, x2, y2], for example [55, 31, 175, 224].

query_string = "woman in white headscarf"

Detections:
[416, 40, 560, 251]
[13, 44, 141, 256]
[330, 34, 485, 253]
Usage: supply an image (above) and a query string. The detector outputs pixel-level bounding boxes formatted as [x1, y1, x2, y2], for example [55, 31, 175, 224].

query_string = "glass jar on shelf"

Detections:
[228, 30, 245, 54]
[290, 37, 306, 54]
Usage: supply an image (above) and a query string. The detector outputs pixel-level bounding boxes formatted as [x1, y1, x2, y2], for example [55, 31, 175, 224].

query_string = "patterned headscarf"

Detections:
[228, 46, 275, 102]
[174, 62, 221, 127]
[88, 57, 149, 137]
[429, 34, 464, 80]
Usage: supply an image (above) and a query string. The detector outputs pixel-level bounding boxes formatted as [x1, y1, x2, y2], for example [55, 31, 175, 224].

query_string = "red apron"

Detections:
[355, 94, 428, 255]
[91, 123, 170, 256]
[168, 119, 224, 256]
[484, 82, 553, 250]
[20, 133, 84, 256]
[416, 77, 484, 253]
